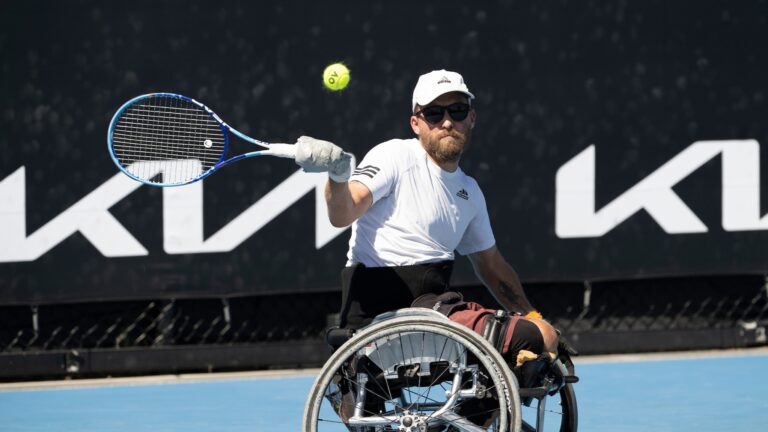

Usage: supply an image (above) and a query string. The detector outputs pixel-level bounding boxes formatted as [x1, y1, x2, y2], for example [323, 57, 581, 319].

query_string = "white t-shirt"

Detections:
[346, 138, 496, 267]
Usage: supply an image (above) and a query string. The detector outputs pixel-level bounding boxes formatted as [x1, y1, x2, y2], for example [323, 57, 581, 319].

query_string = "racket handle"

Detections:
[266, 143, 297, 159]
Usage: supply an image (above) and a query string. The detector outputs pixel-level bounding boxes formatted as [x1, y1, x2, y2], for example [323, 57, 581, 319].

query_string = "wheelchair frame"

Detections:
[303, 308, 577, 432]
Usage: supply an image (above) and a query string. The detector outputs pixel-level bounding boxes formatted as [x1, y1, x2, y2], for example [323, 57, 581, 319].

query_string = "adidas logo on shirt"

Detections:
[456, 189, 469, 200]
[353, 165, 380, 179]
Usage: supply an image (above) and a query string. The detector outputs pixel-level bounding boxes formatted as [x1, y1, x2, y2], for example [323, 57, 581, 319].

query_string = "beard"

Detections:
[422, 128, 472, 165]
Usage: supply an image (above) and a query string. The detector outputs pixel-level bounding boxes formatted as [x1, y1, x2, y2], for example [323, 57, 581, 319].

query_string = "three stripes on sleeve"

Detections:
[353, 165, 380, 179]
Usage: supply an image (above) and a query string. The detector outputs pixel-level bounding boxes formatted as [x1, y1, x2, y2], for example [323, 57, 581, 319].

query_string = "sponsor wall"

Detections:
[1, 1, 767, 304]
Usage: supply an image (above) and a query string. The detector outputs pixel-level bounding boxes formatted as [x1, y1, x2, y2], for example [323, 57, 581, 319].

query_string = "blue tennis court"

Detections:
[1, 349, 766, 431]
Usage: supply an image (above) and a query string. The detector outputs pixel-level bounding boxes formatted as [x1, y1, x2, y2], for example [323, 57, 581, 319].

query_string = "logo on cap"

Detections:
[437, 76, 452, 84]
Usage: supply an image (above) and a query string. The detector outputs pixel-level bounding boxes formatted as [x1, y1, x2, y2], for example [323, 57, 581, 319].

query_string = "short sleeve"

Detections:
[455, 189, 496, 255]
[349, 141, 400, 204]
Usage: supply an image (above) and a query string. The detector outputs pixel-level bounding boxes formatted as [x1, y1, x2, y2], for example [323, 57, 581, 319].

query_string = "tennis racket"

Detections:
[107, 93, 296, 186]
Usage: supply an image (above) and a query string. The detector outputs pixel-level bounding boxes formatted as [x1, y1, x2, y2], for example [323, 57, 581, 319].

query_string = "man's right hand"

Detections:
[294, 136, 353, 182]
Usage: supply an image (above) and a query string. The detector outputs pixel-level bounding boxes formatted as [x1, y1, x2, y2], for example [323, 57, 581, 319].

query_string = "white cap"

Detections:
[411, 69, 475, 112]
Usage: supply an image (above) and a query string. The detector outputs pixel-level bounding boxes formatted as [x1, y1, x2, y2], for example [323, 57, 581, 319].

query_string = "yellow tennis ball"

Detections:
[323, 63, 350, 91]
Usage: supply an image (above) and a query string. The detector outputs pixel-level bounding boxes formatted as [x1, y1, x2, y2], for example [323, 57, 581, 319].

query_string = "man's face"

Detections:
[410, 92, 476, 167]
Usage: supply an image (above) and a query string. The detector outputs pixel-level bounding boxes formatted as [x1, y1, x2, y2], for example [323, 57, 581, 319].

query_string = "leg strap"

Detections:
[481, 309, 511, 352]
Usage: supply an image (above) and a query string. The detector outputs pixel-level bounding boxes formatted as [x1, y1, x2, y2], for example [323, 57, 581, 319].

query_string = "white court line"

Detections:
[573, 345, 768, 365]
[0, 368, 320, 393]
[1, 346, 766, 392]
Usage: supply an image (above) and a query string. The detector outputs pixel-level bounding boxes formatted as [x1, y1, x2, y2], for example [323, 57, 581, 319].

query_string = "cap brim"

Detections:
[413, 88, 475, 111]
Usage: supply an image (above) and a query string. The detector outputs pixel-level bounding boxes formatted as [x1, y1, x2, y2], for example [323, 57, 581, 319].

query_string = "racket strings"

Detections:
[111, 96, 226, 185]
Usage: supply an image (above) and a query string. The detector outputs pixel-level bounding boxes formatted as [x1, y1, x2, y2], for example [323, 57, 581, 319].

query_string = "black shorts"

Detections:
[339, 261, 454, 329]
[507, 319, 545, 356]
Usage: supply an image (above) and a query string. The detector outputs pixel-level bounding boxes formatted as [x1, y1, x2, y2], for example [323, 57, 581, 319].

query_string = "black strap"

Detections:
[481, 309, 510, 352]
[411, 291, 467, 316]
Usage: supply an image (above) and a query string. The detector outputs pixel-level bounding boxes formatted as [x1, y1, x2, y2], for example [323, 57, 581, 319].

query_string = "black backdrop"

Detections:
[1, 0, 767, 304]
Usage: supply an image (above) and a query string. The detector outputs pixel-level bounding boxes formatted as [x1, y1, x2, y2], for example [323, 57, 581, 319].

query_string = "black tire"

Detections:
[520, 360, 577, 432]
[554, 357, 578, 432]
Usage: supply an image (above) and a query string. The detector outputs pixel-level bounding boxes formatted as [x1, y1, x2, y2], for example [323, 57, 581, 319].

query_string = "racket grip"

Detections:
[267, 143, 297, 159]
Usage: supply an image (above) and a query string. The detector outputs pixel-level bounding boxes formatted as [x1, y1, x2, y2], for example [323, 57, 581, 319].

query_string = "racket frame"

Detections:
[107, 92, 280, 187]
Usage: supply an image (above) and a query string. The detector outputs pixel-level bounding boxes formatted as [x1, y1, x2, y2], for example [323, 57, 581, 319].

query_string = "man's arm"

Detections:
[292, 135, 372, 226]
[468, 245, 536, 315]
[326, 180, 373, 227]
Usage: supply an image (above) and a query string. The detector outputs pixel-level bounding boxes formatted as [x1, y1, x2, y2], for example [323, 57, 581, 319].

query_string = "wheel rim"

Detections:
[304, 315, 521, 432]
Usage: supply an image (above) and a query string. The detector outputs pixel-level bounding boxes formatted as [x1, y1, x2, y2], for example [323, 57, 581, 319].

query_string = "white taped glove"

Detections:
[294, 136, 353, 182]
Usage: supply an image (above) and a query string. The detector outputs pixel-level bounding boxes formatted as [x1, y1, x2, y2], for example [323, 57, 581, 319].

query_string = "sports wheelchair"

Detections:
[303, 308, 578, 432]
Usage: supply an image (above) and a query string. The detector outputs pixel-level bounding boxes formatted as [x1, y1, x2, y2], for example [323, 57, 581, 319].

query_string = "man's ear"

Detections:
[410, 115, 420, 135]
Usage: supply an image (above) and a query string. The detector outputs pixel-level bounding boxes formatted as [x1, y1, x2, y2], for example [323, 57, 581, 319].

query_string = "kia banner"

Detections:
[1, 1, 766, 304]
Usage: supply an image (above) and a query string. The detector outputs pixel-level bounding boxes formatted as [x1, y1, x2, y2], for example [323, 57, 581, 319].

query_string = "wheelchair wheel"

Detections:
[303, 310, 522, 432]
[520, 360, 577, 432]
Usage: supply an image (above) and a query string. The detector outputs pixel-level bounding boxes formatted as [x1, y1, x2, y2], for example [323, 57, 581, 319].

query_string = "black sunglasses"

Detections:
[414, 103, 471, 124]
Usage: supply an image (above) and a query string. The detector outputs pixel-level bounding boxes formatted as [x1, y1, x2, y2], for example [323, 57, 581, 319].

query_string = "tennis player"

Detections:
[295, 69, 557, 353]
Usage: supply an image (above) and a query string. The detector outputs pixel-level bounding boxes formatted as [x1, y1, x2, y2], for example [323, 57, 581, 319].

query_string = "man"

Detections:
[294, 69, 557, 353]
